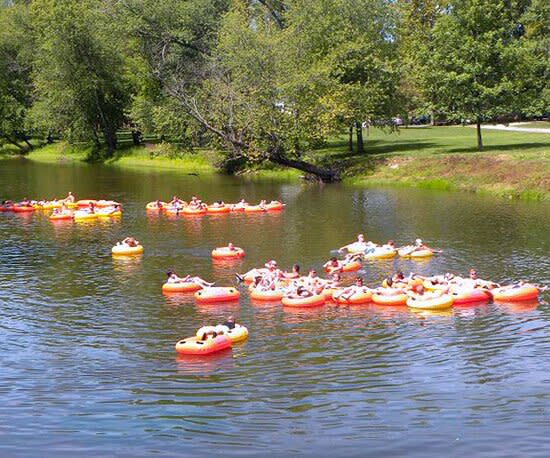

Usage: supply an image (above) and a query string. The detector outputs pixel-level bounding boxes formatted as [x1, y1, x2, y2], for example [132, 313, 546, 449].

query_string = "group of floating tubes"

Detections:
[175, 323, 249, 355]
[146, 199, 285, 216]
[340, 238, 439, 260]
[1, 197, 123, 223]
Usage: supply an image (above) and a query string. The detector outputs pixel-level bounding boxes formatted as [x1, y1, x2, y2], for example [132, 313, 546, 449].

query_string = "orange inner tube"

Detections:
[207, 206, 230, 214]
[211, 247, 245, 259]
[49, 213, 73, 221]
[334, 290, 372, 305]
[76, 200, 97, 207]
[244, 205, 266, 213]
[266, 202, 284, 211]
[250, 289, 284, 301]
[372, 292, 408, 306]
[182, 207, 206, 216]
[175, 335, 232, 355]
[492, 286, 539, 302]
[13, 206, 35, 213]
[281, 294, 326, 308]
[194, 287, 240, 304]
[162, 282, 202, 293]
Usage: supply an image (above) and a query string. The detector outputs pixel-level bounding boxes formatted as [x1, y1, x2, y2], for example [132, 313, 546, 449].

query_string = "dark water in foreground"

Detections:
[0, 159, 549, 457]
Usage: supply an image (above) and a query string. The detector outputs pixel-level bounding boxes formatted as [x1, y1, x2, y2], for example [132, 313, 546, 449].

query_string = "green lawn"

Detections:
[314, 126, 550, 200]
[514, 121, 550, 130]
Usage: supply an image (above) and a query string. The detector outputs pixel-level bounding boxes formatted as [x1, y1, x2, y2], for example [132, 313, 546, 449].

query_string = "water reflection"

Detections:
[0, 159, 549, 457]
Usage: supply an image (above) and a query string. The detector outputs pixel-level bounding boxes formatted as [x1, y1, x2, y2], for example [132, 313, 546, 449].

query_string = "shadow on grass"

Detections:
[444, 142, 550, 154]
[315, 140, 439, 171]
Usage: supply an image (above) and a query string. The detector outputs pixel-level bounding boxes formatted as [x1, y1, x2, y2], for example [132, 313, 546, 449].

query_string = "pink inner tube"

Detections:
[452, 289, 492, 305]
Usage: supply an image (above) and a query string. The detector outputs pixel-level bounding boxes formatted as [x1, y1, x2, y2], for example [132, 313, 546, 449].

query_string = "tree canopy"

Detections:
[0, 0, 547, 178]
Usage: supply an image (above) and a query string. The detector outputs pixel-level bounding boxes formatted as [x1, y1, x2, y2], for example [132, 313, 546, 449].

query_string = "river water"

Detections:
[1, 158, 549, 457]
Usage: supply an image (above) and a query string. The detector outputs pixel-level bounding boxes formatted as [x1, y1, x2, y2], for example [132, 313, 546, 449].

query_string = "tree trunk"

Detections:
[348, 125, 353, 152]
[269, 153, 339, 183]
[3, 135, 26, 151]
[23, 138, 33, 150]
[131, 130, 142, 146]
[103, 127, 117, 156]
[476, 119, 483, 151]
[356, 122, 364, 154]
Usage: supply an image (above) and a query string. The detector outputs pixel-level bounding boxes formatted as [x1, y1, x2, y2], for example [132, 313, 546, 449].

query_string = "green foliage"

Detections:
[30, 0, 130, 155]
[1, 0, 548, 176]
[0, 3, 34, 150]
[421, 0, 543, 147]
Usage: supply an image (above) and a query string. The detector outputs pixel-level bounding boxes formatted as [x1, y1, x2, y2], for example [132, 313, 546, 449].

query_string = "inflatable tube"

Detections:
[111, 244, 144, 256]
[266, 202, 284, 211]
[322, 288, 338, 300]
[381, 279, 409, 289]
[0, 205, 14, 212]
[39, 202, 62, 210]
[244, 205, 267, 213]
[364, 247, 396, 260]
[230, 204, 248, 212]
[451, 288, 492, 305]
[492, 285, 539, 302]
[399, 248, 433, 258]
[175, 334, 232, 355]
[162, 282, 202, 293]
[49, 213, 73, 221]
[194, 287, 240, 304]
[226, 325, 249, 343]
[250, 289, 284, 301]
[341, 242, 369, 254]
[12, 205, 35, 213]
[73, 211, 98, 221]
[341, 261, 361, 272]
[243, 269, 268, 283]
[423, 280, 449, 292]
[406, 294, 453, 310]
[76, 200, 97, 208]
[182, 207, 206, 216]
[211, 247, 245, 260]
[372, 292, 408, 306]
[324, 260, 362, 273]
[146, 201, 167, 211]
[333, 290, 372, 305]
[96, 209, 122, 218]
[282, 294, 326, 308]
[207, 206, 230, 214]
[164, 206, 184, 216]
[96, 200, 120, 208]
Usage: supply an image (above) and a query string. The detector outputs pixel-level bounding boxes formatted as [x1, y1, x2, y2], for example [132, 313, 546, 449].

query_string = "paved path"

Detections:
[480, 123, 550, 134]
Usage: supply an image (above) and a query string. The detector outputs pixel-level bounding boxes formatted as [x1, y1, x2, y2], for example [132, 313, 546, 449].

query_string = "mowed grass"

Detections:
[309, 126, 550, 200]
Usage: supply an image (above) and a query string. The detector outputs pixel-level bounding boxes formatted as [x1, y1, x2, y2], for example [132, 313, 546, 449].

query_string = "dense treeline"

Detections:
[0, 0, 548, 180]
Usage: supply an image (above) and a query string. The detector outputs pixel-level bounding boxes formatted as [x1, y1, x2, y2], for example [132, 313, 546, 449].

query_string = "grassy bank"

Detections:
[16, 126, 550, 200]
[312, 126, 550, 200]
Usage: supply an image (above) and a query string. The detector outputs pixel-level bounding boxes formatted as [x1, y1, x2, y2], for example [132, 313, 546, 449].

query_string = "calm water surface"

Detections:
[0, 158, 549, 457]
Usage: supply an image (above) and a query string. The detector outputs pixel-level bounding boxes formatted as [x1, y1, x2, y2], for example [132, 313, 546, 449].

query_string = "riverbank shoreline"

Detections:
[10, 126, 550, 201]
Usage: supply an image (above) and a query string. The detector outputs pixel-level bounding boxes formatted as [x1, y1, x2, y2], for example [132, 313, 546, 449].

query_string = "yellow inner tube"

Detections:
[111, 244, 144, 256]
[406, 294, 453, 310]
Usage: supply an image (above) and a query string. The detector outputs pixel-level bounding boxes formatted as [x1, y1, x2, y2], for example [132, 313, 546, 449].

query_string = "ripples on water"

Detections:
[0, 161, 549, 457]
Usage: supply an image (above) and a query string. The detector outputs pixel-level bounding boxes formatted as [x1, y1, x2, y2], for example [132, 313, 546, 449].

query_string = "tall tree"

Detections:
[425, 0, 537, 150]
[30, 0, 129, 156]
[0, 3, 34, 151]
